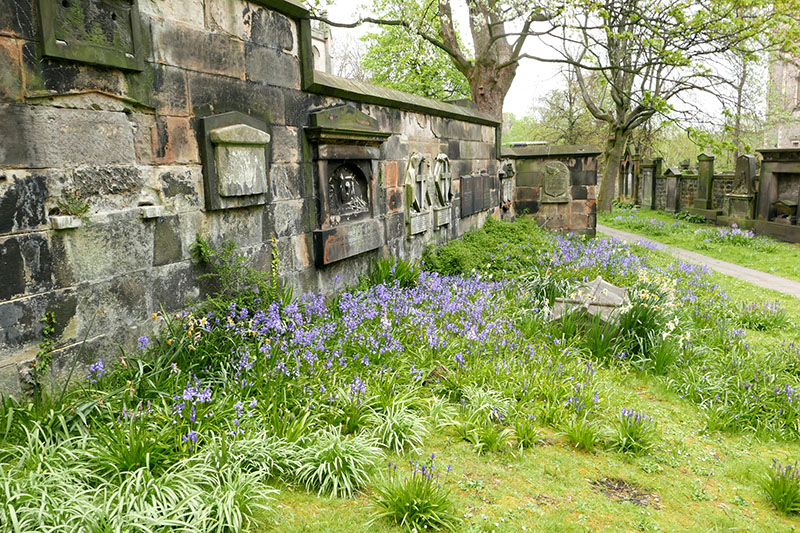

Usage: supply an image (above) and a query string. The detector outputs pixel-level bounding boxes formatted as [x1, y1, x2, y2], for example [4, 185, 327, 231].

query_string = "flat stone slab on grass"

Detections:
[552, 276, 629, 322]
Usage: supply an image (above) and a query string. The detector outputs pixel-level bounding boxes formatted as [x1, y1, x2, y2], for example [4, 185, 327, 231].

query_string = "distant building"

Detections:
[311, 18, 333, 73]
[767, 54, 800, 148]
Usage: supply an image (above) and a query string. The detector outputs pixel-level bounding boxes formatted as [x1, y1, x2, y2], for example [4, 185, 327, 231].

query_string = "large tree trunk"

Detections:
[598, 130, 628, 212]
[468, 66, 515, 121]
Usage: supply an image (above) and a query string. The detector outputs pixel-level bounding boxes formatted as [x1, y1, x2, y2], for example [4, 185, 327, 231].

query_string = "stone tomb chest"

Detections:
[307, 106, 391, 266]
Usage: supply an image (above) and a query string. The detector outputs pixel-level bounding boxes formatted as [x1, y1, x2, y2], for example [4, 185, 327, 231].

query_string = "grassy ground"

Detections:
[598, 207, 800, 282]
[272, 250, 800, 532]
[5, 217, 800, 533]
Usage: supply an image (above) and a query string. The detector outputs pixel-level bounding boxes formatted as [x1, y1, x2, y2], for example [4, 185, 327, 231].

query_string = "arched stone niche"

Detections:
[306, 105, 391, 266]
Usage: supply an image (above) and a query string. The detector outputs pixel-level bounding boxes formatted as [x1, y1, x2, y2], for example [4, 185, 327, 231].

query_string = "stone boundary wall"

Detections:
[0, 0, 505, 395]
[652, 173, 735, 213]
[502, 145, 599, 236]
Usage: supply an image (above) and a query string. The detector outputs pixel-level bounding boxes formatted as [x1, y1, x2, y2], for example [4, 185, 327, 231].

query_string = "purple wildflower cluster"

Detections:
[88, 358, 104, 383]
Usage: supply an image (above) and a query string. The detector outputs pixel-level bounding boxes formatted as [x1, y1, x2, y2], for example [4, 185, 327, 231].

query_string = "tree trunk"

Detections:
[468, 65, 516, 121]
[598, 130, 628, 212]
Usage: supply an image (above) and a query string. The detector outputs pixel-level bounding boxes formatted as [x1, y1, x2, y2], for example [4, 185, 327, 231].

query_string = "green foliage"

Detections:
[360, 0, 469, 100]
[763, 461, 800, 514]
[56, 191, 90, 220]
[563, 415, 600, 452]
[674, 210, 707, 224]
[367, 404, 428, 454]
[296, 427, 382, 498]
[191, 235, 292, 310]
[735, 300, 790, 331]
[361, 256, 421, 289]
[370, 457, 460, 531]
[609, 409, 658, 456]
[31, 311, 57, 390]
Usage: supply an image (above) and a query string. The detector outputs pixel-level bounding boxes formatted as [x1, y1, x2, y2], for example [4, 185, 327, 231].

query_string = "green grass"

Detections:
[599, 207, 800, 282]
[6, 217, 800, 532]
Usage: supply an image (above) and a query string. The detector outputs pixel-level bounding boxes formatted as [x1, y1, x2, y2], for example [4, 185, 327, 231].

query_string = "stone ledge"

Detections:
[308, 71, 499, 127]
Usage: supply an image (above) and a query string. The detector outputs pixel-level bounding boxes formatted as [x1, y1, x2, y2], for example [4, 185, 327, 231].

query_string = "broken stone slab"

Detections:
[551, 276, 629, 322]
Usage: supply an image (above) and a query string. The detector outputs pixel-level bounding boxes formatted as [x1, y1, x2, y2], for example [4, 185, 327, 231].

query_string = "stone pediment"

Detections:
[307, 105, 391, 145]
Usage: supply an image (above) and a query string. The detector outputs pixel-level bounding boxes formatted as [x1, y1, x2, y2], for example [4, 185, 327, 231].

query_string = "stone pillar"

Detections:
[631, 153, 641, 204]
[695, 152, 715, 210]
[640, 158, 654, 209]
[651, 157, 663, 210]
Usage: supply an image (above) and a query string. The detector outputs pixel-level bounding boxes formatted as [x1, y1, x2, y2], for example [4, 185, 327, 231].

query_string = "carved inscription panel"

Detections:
[542, 161, 570, 203]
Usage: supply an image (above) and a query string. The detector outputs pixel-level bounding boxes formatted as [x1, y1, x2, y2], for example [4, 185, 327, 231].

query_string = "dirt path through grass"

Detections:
[598, 224, 800, 300]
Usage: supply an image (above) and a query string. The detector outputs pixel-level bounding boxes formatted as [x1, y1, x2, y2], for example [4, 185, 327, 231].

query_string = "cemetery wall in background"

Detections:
[0, 0, 514, 395]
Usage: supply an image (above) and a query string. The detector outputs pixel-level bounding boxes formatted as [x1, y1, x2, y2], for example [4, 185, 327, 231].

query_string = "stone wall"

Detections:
[654, 177, 666, 211]
[0, 0, 504, 395]
[713, 176, 735, 210]
[503, 145, 599, 235]
[679, 176, 697, 211]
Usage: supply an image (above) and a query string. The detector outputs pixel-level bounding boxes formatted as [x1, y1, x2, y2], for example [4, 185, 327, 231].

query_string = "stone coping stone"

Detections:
[309, 71, 499, 127]
[501, 144, 602, 159]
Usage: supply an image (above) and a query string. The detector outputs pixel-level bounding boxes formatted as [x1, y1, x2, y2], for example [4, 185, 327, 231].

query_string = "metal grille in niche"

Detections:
[329, 164, 369, 223]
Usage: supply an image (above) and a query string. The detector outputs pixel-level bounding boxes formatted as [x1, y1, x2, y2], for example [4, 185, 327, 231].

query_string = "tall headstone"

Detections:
[694, 152, 715, 210]
[726, 155, 756, 219]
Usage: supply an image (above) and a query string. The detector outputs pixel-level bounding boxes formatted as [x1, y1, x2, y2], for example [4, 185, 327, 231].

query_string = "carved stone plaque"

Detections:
[210, 124, 270, 197]
[432, 154, 453, 228]
[329, 164, 369, 225]
[542, 161, 570, 203]
[39, 0, 145, 71]
[200, 112, 271, 211]
[404, 152, 432, 236]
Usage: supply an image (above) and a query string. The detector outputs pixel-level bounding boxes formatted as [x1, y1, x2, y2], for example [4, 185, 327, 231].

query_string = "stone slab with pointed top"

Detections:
[551, 276, 629, 322]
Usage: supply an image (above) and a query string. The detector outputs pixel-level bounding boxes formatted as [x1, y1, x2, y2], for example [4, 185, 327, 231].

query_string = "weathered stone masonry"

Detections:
[0, 0, 509, 394]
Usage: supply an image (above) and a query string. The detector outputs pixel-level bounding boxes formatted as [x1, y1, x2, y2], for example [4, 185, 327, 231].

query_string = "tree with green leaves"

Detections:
[360, 1, 470, 100]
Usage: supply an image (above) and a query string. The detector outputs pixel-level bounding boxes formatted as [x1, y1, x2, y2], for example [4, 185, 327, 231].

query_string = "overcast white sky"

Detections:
[322, 1, 564, 117]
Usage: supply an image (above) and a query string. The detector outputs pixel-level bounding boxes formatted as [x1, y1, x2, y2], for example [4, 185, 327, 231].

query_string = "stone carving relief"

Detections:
[307, 105, 390, 266]
[432, 154, 453, 228]
[329, 164, 369, 225]
[541, 161, 571, 203]
[404, 152, 432, 236]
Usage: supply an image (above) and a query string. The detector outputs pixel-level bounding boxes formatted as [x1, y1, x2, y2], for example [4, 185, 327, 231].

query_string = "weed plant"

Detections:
[370, 456, 460, 531]
[609, 409, 658, 455]
[763, 460, 800, 514]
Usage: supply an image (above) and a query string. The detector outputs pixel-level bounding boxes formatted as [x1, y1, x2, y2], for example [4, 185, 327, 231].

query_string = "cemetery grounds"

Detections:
[3, 217, 800, 532]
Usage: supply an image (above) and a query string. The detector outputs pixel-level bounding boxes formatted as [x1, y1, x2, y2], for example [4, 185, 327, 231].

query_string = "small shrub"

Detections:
[367, 404, 429, 454]
[674, 210, 707, 223]
[563, 416, 600, 452]
[370, 455, 460, 531]
[362, 257, 421, 288]
[513, 415, 540, 450]
[296, 427, 382, 498]
[763, 460, 800, 514]
[609, 409, 657, 455]
[736, 300, 790, 331]
[56, 191, 91, 220]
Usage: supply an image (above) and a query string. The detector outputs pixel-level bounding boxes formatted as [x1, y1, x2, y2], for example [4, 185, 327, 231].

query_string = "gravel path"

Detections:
[597, 224, 800, 300]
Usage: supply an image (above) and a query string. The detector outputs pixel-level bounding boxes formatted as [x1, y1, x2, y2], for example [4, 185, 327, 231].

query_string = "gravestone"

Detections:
[404, 152, 432, 237]
[432, 154, 453, 228]
[552, 277, 629, 322]
[199, 112, 271, 211]
[726, 154, 756, 218]
[307, 105, 390, 266]
[541, 161, 570, 203]
[694, 152, 714, 210]
[664, 167, 680, 213]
